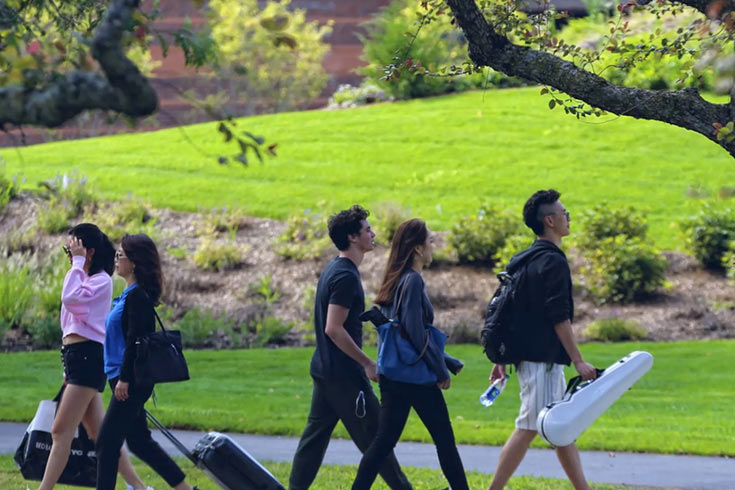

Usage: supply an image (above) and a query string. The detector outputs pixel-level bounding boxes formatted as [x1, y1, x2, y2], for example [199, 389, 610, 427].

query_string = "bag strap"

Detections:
[140, 287, 166, 332]
[391, 272, 431, 366]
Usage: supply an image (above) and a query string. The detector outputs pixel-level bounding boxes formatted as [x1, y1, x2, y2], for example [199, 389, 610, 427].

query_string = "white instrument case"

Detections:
[536, 350, 653, 447]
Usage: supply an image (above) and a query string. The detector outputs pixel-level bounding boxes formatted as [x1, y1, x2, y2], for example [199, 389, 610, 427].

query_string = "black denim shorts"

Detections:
[61, 341, 106, 392]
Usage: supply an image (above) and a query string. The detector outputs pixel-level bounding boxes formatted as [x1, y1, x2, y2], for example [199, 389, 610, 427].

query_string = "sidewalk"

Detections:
[3, 422, 732, 489]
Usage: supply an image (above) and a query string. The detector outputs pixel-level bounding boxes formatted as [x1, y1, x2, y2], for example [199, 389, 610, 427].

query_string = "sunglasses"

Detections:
[62, 245, 71, 257]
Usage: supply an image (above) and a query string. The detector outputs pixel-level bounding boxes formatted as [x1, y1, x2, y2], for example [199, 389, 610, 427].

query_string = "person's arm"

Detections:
[489, 363, 506, 383]
[325, 303, 378, 381]
[60, 256, 109, 316]
[443, 352, 464, 375]
[116, 289, 152, 400]
[554, 319, 596, 380]
[399, 273, 451, 385]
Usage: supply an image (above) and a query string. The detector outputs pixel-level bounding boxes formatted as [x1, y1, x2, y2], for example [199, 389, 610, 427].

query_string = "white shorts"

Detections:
[515, 361, 566, 430]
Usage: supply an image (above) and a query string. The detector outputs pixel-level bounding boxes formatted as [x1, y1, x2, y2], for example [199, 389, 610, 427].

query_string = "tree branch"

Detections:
[0, 0, 157, 128]
[445, 0, 735, 157]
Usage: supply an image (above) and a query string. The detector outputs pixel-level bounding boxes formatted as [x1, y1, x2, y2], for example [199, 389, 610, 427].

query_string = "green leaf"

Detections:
[218, 122, 233, 142]
[540, 87, 549, 95]
[260, 15, 290, 32]
[273, 34, 297, 49]
[549, 99, 556, 109]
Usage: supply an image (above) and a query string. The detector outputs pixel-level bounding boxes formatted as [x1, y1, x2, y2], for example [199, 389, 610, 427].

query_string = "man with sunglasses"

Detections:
[486, 189, 597, 490]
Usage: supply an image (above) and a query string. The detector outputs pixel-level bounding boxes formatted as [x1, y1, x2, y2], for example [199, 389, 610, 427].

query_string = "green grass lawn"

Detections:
[0, 454, 645, 490]
[2, 341, 733, 456]
[4, 87, 734, 250]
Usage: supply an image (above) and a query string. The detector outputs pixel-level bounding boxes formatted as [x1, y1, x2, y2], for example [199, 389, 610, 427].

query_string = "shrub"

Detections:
[328, 82, 393, 109]
[193, 237, 243, 271]
[27, 315, 61, 349]
[176, 307, 231, 348]
[252, 315, 295, 347]
[359, 0, 524, 99]
[447, 204, 523, 265]
[276, 208, 331, 260]
[580, 236, 667, 304]
[584, 317, 647, 342]
[492, 233, 536, 274]
[87, 198, 156, 242]
[37, 172, 98, 234]
[196, 206, 248, 238]
[725, 241, 735, 284]
[0, 161, 20, 212]
[373, 201, 410, 245]
[679, 205, 735, 269]
[0, 256, 34, 328]
[574, 203, 648, 251]
[246, 274, 282, 307]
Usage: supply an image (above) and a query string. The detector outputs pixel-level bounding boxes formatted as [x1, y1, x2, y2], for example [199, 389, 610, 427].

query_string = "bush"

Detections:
[584, 317, 647, 342]
[328, 82, 393, 109]
[193, 237, 244, 271]
[373, 202, 410, 245]
[360, 0, 505, 100]
[580, 236, 667, 304]
[447, 205, 523, 265]
[725, 241, 735, 284]
[246, 274, 282, 307]
[0, 256, 35, 328]
[252, 315, 295, 347]
[87, 198, 156, 242]
[679, 205, 735, 269]
[492, 233, 536, 274]
[276, 208, 331, 260]
[27, 315, 61, 349]
[176, 307, 231, 348]
[574, 203, 648, 251]
[0, 161, 20, 212]
[37, 173, 98, 234]
[196, 206, 248, 238]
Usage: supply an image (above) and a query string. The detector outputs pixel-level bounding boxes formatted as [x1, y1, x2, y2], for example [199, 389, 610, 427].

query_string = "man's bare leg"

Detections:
[488, 429, 537, 490]
[556, 443, 592, 490]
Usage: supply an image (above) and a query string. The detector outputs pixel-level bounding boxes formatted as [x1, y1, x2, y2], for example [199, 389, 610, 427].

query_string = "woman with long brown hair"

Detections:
[96, 234, 198, 490]
[352, 219, 469, 490]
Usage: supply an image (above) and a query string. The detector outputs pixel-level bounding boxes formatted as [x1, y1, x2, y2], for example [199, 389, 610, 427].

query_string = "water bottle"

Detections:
[479, 377, 507, 407]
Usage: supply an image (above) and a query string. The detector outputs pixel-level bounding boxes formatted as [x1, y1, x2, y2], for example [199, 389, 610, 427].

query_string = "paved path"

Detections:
[3, 422, 733, 489]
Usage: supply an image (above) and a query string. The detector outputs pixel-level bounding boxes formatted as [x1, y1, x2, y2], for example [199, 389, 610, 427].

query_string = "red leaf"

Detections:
[134, 25, 147, 40]
[267, 144, 278, 156]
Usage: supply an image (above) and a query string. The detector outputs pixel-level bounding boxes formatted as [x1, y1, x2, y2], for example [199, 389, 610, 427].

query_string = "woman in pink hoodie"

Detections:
[37, 223, 149, 490]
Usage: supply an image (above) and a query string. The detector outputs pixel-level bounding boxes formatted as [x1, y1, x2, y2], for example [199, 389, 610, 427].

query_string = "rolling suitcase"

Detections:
[536, 350, 654, 447]
[145, 410, 285, 490]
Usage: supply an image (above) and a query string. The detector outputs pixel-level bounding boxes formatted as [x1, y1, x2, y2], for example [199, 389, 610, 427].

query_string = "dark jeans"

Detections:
[289, 375, 413, 490]
[352, 376, 469, 490]
[96, 378, 186, 490]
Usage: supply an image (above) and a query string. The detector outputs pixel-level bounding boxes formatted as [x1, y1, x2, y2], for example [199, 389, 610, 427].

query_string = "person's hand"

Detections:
[67, 236, 87, 258]
[489, 363, 506, 384]
[115, 381, 130, 401]
[574, 360, 597, 381]
[437, 378, 451, 390]
[363, 360, 378, 382]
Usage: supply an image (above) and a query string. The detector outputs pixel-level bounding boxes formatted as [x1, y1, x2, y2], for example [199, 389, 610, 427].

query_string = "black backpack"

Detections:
[481, 249, 545, 364]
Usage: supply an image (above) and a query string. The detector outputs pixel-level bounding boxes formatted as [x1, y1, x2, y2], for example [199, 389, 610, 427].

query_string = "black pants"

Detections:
[96, 378, 186, 490]
[352, 376, 469, 490]
[289, 375, 413, 490]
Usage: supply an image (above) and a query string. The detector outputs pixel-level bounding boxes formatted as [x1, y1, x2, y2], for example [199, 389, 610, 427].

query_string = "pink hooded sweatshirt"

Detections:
[60, 256, 113, 344]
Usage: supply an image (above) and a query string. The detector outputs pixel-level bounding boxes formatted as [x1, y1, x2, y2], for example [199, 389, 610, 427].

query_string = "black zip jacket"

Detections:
[508, 239, 573, 365]
[119, 286, 157, 384]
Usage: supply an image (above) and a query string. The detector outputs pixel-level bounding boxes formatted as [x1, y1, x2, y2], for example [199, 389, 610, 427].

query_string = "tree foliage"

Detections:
[208, 0, 331, 115]
[389, 0, 735, 158]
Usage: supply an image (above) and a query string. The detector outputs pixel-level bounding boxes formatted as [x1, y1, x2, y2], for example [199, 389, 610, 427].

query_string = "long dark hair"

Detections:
[121, 233, 164, 305]
[374, 219, 428, 306]
[68, 223, 115, 276]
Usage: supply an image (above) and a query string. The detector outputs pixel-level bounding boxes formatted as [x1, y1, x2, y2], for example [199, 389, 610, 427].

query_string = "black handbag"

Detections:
[14, 386, 97, 487]
[134, 309, 190, 384]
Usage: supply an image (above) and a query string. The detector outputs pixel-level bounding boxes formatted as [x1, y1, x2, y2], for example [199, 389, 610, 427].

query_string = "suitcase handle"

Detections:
[144, 409, 198, 465]
[565, 368, 605, 395]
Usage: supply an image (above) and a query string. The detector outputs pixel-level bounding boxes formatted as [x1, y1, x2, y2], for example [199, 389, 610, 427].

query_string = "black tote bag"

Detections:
[134, 309, 190, 384]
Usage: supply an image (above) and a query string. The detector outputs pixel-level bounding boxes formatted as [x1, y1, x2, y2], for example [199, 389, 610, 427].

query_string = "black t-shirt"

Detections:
[310, 256, 366, 379]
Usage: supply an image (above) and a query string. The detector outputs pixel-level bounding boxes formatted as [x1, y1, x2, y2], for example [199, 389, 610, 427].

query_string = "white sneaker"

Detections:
[125, 485, 154, 490]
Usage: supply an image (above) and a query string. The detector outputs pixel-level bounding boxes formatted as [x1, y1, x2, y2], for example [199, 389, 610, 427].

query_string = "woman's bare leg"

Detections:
[37, 385, 96, 490]
[82, 394, 146, 489]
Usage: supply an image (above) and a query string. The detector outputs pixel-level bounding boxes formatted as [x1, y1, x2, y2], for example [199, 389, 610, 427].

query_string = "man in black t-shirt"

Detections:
[289, 205, 413, 490]
[486, 190, 597, 490]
